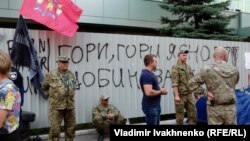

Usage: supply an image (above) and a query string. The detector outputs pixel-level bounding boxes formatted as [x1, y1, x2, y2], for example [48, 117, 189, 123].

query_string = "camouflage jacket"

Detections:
[189, 61, 239, 105]
[171, 61, 194, 95]
[92, 104, 124, 123]
[42, 69, 77, 109]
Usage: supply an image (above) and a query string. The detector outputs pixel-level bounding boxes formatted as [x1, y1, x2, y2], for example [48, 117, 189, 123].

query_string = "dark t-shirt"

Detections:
[139, 69, 161, 108]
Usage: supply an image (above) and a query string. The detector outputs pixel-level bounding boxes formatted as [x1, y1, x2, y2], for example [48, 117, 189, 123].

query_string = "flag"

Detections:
[10, 16, 32, 67]
[59, 0, 82, 22]
[11, 15, 48, 100]
[19, 0, 83, 37]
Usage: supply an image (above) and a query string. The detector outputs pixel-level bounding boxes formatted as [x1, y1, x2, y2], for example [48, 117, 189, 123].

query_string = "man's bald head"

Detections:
[213, 46, 228, 61]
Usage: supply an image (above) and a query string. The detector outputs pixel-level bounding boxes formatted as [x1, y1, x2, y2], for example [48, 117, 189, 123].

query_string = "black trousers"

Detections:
[0, 128, 21, 141]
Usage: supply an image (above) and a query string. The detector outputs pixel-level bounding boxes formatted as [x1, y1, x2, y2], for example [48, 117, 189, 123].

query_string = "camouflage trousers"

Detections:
[93, 115, 125, 134]
[174, 94, 197, 125]
[208, 104, 236, 125]
[48, 108, 76, 141]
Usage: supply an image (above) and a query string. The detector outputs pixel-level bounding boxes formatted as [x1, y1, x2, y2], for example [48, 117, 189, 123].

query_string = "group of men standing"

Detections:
[0, 45, 241, 141]
[1, 46, 239, 141]
[140, 46, 239, 125]
[41, 46, 240, 141]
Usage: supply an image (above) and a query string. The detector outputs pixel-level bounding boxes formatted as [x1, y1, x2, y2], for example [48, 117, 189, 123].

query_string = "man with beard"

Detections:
[42, 56, 77, 141]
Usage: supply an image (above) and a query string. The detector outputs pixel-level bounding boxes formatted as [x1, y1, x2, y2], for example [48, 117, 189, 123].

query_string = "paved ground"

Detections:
[37, 119, 180, 141]
[38, 128, 109, 141]
[71, 133, 110, 141]
[57, 133, 110, 141]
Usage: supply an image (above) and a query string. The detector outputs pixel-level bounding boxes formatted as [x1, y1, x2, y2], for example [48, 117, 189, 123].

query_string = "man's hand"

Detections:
[207, 91, 214, 101]
[194, 94, 201, 101]
[173, 87, 180, 101]
[107, 113, 114, 120]
[160, 88, 168, 95]
[174, 96, 180, 101]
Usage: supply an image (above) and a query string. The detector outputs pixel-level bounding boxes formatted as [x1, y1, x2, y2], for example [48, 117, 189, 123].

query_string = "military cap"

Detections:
[100, 94, 109, 100]
[57, 56, 70, 62]
[178, 50, 189, 56]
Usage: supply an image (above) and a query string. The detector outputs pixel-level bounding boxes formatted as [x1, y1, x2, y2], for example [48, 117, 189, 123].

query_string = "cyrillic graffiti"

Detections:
[5, 37, 239, 95]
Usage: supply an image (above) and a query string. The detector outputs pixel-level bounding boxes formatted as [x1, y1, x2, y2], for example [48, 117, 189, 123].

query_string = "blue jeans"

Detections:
[143, 106, 161, 125]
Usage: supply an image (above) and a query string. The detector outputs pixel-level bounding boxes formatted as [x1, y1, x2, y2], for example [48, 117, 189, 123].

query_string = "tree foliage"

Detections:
[159, 0, 242, 41]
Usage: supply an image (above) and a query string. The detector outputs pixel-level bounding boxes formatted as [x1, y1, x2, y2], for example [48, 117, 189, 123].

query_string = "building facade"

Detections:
[0, 0, 250, 38]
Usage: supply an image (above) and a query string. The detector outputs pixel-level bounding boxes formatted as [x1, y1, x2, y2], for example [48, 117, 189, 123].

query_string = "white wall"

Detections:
[0, 28, 250, 128]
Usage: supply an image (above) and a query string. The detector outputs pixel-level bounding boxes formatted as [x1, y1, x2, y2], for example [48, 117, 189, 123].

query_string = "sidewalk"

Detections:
[40, 129, 108, 141]
[39, 119, 181, 141]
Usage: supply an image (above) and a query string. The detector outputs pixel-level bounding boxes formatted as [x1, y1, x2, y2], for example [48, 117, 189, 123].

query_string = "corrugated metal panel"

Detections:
[0, 28, 250, 128]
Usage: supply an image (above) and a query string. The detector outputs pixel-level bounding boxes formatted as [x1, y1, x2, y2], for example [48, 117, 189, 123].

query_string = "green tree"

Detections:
[159, 0, 241, 41]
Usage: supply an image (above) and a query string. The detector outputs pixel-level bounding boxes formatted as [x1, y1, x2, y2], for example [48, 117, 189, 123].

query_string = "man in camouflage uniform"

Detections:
[171, 50, 197, 125]
[92, 94, 125, 141]
[189, 47, 239, 125]
[42, 56, 77, 141]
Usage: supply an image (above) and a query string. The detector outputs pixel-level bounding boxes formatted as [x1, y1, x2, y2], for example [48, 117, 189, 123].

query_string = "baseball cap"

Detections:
[57, 56, 70, 62]
[178, 50, 189, 56]
[100, 94, 110, 100]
